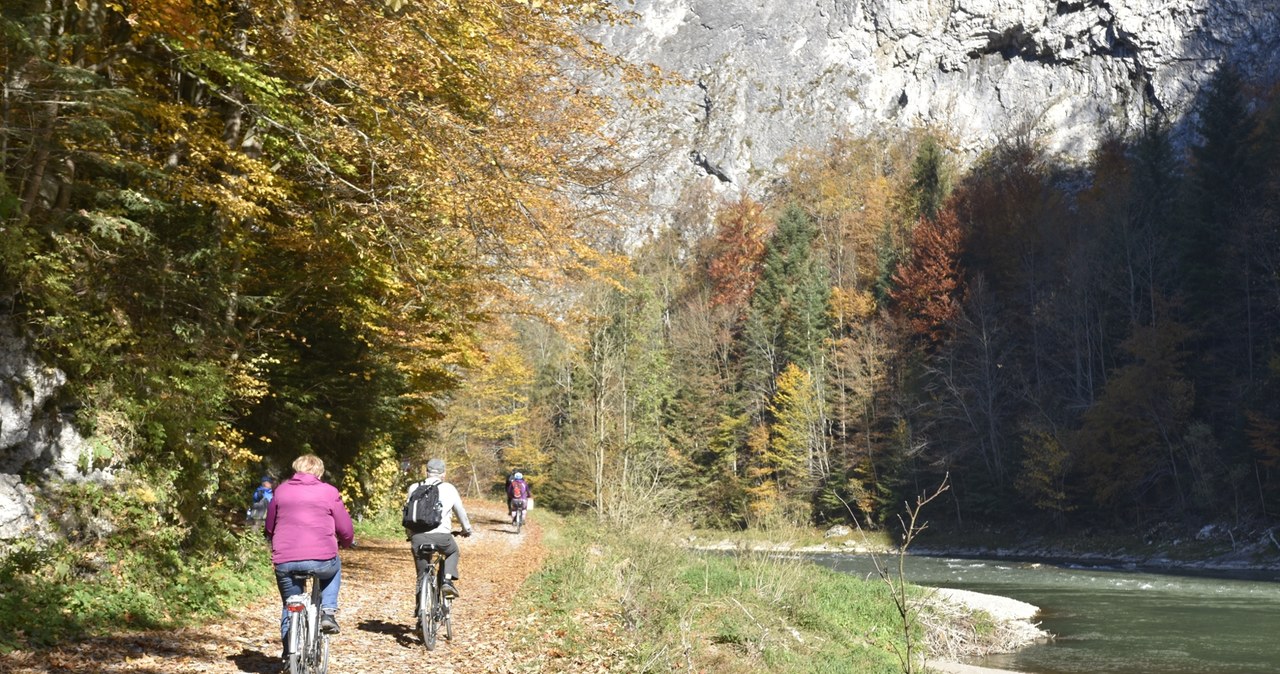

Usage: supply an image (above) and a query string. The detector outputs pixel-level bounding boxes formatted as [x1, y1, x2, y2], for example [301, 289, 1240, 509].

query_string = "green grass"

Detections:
[518, 514, 918, 673]
[0, 525, 272, 652]
[353, 508, 405, 540]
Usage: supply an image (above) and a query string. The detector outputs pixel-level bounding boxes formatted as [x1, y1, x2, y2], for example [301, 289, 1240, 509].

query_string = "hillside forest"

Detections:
[454, 69, 1280, 533]
[5, 0, 1280, 559]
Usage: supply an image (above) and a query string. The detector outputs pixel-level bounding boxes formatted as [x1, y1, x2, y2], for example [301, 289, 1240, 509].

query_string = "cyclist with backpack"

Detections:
[506, 471, 531, 524]
[404, 458, 472, 602]
[265, 455, 354, 651]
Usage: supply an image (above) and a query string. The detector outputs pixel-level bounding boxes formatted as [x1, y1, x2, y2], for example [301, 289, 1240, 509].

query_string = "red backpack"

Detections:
[509, 479, 528, 500]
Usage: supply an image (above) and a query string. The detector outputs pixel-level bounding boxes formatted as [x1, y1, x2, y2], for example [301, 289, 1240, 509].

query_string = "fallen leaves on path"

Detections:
[2, 500, 551, 674]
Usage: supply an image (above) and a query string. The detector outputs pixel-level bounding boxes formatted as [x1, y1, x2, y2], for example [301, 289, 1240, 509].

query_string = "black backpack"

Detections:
[402, 482, 443, 532]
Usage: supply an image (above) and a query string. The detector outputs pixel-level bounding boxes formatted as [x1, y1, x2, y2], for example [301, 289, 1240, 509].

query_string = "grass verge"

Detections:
[517, 513, 923, 673]
[353, 508, 405, 541]
[0, 524, 272, 652]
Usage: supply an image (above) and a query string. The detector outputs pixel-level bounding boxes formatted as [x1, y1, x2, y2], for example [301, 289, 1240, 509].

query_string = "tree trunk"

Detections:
[20, 102, 59, 217]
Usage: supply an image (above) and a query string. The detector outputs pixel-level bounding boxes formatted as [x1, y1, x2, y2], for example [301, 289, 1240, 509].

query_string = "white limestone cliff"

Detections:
[595, 0, 1280, 204]
[0, 321, 90, 540]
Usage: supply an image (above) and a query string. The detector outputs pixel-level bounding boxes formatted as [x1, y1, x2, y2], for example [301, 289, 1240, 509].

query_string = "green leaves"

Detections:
[176, 44, 303, 127]
[79, 211, 149, 243]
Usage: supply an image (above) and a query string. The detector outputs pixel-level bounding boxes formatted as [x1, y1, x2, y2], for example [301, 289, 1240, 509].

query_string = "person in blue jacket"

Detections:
[247, 475, 275, 524]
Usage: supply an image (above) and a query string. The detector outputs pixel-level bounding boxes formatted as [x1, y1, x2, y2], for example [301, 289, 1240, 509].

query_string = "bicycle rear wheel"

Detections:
[312, 633, 329, 674]
[515, 509, 523, 534]
[419, 574, 437, 650]
[287, 611, 308, 674]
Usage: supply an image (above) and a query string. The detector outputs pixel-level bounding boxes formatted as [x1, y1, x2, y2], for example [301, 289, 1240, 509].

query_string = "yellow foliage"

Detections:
[341, 436, 403, 517]
[768, 364, 822, 497]
[777, 134, 916, 291]
[1015, 429, 1075, 514]
[830, 286, 877, 322]
[208, 423, 263, 470]
[743, 422, 775, 520]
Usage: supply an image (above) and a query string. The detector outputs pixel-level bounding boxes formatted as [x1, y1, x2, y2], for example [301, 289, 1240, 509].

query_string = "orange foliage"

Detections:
[706, 197, 767, 309]
[890, 208, 966, 347]
[1246, 411, 1280, 469]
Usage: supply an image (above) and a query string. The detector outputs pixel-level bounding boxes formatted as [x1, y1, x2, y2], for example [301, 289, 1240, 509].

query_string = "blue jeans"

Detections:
[274, 557, 341, 645]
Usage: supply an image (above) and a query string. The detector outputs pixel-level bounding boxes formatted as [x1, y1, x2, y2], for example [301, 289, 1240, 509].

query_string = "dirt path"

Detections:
[2, 500, 544, 674]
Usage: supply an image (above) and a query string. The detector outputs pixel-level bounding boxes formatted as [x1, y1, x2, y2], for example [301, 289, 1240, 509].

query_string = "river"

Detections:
[810, 553, 1280, 673]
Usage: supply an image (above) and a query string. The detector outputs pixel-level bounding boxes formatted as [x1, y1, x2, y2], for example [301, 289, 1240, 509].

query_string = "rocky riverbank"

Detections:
[910, 522, 1280, 576]
[690, 537, 1050, 668]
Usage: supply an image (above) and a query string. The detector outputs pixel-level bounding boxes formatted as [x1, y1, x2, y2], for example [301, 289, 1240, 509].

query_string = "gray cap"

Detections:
[426, 458, 446, 474]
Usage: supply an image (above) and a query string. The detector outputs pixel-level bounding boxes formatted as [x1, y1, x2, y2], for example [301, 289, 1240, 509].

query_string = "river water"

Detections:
[810, 553, 1280, 673]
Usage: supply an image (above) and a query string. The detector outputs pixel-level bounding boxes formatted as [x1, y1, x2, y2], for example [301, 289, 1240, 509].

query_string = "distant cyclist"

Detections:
[405, 458, 472, 601]
[265, 455, 354, 654]
[246, 475, 274, 525]
[506, 472, 531, 524]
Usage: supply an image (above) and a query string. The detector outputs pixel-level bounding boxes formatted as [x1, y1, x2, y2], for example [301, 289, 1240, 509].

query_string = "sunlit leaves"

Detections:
[2, 0, 637, 532]
[706, 197, 766, 309]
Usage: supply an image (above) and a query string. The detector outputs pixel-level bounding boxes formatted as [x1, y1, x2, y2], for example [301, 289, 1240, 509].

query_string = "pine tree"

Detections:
[1182, 63, 1254, 320]
[908, 135, 952, 222]
[742, 205, 832, 408]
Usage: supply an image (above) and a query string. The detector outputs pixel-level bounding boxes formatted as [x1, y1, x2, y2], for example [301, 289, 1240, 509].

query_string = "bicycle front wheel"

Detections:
[419, 575, 437, 650]
[443, 597, 453, 642]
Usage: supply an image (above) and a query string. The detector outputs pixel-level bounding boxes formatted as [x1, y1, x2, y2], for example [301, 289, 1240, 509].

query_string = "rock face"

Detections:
[0, 320, 89, 539]
[595, 0, 1280, 198]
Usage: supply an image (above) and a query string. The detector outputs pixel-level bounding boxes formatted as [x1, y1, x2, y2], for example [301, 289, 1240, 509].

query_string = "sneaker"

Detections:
[320, 612, 340, 634]
[441, 581, 460, 599]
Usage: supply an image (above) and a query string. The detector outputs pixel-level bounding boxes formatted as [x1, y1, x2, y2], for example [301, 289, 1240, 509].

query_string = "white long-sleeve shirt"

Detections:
[405, 477, 472, 535]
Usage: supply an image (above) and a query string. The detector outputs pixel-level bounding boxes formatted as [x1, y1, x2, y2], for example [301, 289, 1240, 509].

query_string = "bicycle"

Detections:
[284, 571, 329, 674]
[510, 498, 527, 534]
[414, 531, 468, 650]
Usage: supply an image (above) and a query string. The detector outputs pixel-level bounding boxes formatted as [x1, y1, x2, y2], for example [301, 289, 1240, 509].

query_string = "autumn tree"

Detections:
[0, 0, 637, 541]
[706, 196, 768, 310]
[890, 208, 966, 349]
[437, 337, 537, 497]
[768, 363, 826, 504]
[1073, 320, 1195, 519]
[1015, 426, 1075, 522]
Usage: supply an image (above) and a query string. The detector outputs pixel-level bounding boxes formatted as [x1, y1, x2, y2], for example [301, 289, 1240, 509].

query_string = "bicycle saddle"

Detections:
[415, 543, 446, 556]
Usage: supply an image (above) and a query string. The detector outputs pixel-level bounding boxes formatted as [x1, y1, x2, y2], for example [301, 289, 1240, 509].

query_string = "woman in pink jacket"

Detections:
[264, 454, 354, 652]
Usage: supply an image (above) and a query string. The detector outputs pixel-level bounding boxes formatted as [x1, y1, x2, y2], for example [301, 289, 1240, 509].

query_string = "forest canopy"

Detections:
[5, 0, 1280, 546]
[445, 72, 1280, 532]
[0, 0, 634, 536]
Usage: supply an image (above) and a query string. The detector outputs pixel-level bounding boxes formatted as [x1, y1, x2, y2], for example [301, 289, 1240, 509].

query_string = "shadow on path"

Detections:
[472, 511, 531, 535]
[356, 619, 418, 648]
[227, 648, 281, 674]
